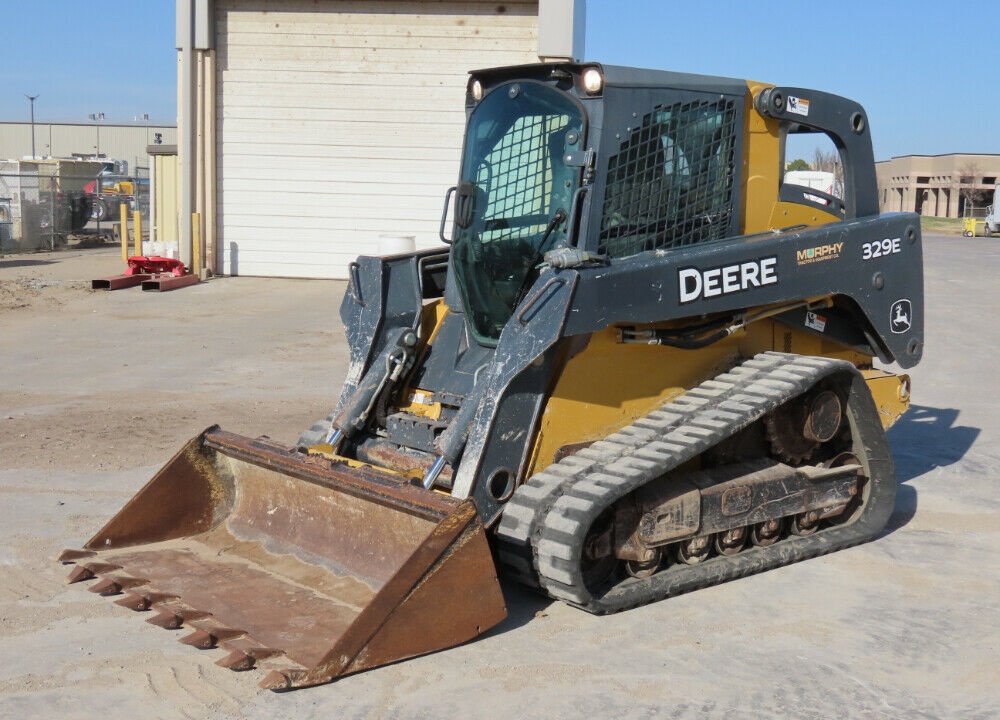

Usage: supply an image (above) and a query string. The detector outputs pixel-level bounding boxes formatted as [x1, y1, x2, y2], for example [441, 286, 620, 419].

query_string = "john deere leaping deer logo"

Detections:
[890, 299, 912, 334]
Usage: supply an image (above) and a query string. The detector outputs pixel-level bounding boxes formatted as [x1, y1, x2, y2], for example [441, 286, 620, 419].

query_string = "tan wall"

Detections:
[876, 154, 1000, 218]
[152, 152, 179, 243]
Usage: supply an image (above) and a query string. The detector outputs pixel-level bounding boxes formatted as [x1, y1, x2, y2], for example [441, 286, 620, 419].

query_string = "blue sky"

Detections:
[1, 1, 176, 126]
[1, 0, 997, 160]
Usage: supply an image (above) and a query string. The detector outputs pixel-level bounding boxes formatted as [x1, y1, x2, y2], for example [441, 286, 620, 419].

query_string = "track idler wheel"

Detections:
[714, 527, 748, 556]
[790, 510, 821, 536]
[751, 519, 782, 547]
[625, 554, 662, 579]
[766, 388, 843, 464]
[676, 536, 711, 564]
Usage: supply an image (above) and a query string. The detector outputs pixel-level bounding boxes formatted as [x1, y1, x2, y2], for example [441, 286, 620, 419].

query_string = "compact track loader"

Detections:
[62, 63, 923, 689]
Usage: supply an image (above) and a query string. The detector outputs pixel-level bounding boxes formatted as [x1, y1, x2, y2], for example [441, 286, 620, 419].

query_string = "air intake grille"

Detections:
[599, 98, 738, 259]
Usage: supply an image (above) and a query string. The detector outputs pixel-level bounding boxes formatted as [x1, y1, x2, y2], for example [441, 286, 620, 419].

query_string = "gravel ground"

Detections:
[0, 237, 997, 720]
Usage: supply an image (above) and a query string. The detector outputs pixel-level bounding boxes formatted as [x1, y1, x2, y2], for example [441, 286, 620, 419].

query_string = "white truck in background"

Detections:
[985, 183, 1000, 237]
[784, 170, 837, 195]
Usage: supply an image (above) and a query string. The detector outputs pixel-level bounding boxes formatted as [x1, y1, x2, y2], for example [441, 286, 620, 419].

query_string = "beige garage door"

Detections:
[215, 0, 539, 278]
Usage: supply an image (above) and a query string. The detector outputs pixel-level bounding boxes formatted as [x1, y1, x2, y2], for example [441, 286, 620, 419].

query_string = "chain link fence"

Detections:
[0, 162, 148, 255]
[964, 203, 989, 220]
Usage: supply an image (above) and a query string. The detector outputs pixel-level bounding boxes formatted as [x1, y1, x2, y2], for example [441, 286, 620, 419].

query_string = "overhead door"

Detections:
[216, 0, 539, 278]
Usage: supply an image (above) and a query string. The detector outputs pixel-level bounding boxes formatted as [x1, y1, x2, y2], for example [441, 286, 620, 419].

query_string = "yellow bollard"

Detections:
[133, 210, 143, 257]
[120, 203, 130, 261]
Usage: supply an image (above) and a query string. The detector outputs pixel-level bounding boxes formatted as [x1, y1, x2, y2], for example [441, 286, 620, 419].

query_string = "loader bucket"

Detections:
[59, 428, 506, 690]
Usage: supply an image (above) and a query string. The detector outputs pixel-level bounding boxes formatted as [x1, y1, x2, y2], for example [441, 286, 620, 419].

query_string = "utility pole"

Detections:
[88, 112, 105, 158]
[25, 95, 39, 159]
[132, 113, 150, 144]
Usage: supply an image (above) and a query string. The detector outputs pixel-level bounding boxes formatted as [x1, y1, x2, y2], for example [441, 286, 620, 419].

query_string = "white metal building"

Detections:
[0, 122, 177, 171]
[177, 0, 586, 278]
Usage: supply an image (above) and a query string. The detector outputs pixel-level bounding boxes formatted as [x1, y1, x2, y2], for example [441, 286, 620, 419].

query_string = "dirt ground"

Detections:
[0, 239, 997, 719]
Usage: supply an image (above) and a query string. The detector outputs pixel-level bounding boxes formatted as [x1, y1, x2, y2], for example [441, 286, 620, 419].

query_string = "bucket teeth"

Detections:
[147, 611, 184, 629]
[58, 549, 96, 563]
[88, 574, 147, 596]
[257, 657, 311, 690]
[216, 650, 256, 671]
[158, 600, 209, 619]
[66, 561, 123, 585]
[89, 578, 124, 595]
[258, 670, 292, 691]
[216, 636, 282, 671]
[101, 575, 148, 593]
[66, 566, 95, 584]
[179, 629, 217, 649]
[115, 593, 152, 611]
[146, 598, 211, 629]
[115, 591, 177, 611]
[179, 625, 244, 649]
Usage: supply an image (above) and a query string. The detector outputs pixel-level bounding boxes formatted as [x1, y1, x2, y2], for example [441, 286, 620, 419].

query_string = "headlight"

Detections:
[582, 68, 603, 94]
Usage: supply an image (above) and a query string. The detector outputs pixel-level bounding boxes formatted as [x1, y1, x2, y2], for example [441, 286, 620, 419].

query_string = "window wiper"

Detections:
[529, 208, 568, 267]
[513, 208, 567, 305]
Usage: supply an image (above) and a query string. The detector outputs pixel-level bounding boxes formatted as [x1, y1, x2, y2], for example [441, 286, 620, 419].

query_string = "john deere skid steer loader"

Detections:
[61, 63, 923, 689]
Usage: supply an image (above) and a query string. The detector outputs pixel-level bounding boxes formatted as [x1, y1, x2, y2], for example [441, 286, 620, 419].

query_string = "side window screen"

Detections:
[600, 98, 738, 259]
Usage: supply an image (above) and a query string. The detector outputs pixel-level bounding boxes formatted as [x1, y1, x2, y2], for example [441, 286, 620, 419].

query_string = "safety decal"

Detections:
[788, 96, 810, 117]
[890, 299, 912, 334]
[805, 311, 827, 333]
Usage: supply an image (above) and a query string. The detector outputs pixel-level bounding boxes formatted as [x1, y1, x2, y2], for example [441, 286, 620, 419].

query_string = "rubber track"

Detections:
[495, 351, 896, 613]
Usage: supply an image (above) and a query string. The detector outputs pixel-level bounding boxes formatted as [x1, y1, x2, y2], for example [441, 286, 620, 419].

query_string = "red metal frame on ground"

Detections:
[92, 256, 199, 292]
